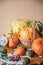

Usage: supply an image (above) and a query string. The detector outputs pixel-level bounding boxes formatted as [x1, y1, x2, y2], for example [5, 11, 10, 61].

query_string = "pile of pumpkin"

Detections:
[1, 20, 43, 65]
[8, 20, 43, 55]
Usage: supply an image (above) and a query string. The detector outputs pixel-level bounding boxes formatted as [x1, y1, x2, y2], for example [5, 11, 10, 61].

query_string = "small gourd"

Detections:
[30, 21, 43, 33]
[21, 57, 30, 65]
[26, 49, 37, 57]
[30, 57, 42, 64]
[16, 47, 25, 55]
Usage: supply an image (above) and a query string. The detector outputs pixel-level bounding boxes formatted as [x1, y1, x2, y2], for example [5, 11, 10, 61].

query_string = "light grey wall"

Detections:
[0, 0, 43, 35]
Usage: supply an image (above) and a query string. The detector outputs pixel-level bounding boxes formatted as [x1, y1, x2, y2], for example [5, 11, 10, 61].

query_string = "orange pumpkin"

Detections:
[19, 27, 39, 48]
[8, 35, 19, 48]
[32, 38, 43, 56]
[30, 57, 42, 64]
[20, 27, 39, 41]
[16, 47, 25, 55]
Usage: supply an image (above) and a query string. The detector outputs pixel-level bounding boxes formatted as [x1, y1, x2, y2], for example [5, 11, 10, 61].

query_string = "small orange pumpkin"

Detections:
[30, 57, 42, 64]
[16, 47, 25, 55]
[8, 34, 19, 48]
[32, 38, 43, 56]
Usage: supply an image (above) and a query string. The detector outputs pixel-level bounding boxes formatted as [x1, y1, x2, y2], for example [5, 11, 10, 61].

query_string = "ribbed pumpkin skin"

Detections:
[20, 27, 39, 41]
[8, 36, 19, 48]
[32, 38, 43, 56]
[30, 21, 43, 33]
[20, 27, 39, 48]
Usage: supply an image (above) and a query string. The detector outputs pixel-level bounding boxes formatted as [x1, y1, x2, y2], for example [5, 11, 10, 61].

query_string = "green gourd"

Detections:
[10, 20, 30, 34]
[17, 43, 26, 49]
[21, 57, 30, 65]
[30, 21, 43, 33]
[26, 49, 37, 57]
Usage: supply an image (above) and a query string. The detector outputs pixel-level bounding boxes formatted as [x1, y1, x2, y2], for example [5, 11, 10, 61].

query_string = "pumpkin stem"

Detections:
[8, 32, 13, 38]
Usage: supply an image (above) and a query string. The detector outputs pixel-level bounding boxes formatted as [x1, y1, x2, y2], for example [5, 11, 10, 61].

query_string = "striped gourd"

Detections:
[30, 21, 43, 33]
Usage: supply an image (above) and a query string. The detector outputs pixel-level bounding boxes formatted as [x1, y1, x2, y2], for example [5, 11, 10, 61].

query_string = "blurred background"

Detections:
[0, 0, 43, 35]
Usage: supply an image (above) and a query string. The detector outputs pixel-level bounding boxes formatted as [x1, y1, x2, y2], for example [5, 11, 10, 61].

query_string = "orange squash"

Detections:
[32, 38, 43, 56]
[20, 27, 39, 48]
[30, 57, 42, 64]
[8, 35, 19, 48]
[20, 27, 39, 41]
[16, 47, 25, 55]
